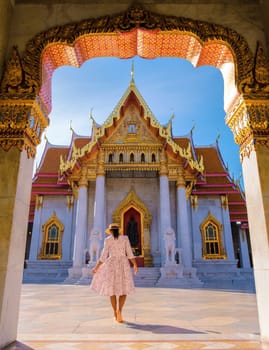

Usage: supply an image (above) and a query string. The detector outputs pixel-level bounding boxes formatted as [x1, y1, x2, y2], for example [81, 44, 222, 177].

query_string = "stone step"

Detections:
[23, 260, 73, 283]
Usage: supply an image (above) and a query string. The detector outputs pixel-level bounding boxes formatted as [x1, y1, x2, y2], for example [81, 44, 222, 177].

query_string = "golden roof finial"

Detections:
[89, 107, 94, 122]
[70, 120, 74, 132]
[130, 60, 135, 87]
[216, 131, 220, 143]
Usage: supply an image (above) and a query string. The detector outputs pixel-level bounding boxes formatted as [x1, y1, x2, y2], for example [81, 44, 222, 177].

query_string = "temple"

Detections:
[25, 74, 253, 289]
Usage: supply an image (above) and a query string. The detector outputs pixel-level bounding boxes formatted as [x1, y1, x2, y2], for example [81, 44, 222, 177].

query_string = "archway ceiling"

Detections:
[41, 28, 234, 112]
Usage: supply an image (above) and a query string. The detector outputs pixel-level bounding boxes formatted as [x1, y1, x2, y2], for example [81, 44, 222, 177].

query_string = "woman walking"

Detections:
[90, 223, 138, 323]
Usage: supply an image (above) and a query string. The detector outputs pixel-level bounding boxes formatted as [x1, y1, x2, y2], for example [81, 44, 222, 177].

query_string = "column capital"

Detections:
[0, 47, 47, 158]
[97, 149, 105, 176]
[159, 149, 168, 176]
[226, 96, 269, 161]
[176, 169, 185, 188]
[0, 98, 49, 158]
[78, 166, 88, 187]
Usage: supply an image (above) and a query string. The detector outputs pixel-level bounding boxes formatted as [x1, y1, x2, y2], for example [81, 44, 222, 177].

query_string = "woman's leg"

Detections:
[117, 295, 127, 322]
[110, 295, 117, 318]
[119, 295, 127, 311]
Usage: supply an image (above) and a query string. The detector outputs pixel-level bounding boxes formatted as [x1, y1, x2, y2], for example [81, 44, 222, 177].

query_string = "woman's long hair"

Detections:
[111, 228, 120, 239]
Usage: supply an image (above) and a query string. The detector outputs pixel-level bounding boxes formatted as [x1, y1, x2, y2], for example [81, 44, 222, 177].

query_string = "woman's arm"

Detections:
[92, 260, 103, 274]
[92, 238, 109, 273]
[125, 236, 138, 275]
[130, 257, 138, 275]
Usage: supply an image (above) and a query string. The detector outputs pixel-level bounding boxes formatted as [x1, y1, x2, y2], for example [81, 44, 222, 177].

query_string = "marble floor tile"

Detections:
[3, 284, 268, 350]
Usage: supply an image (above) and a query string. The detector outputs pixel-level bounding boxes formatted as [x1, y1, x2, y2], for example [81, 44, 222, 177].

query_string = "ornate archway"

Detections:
[1, 3, 269, 346]
[112, 187, 152, 266]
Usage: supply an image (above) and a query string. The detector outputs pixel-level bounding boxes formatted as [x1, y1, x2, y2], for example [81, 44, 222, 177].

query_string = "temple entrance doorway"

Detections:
[112, 188, 152, 267]
[124, 207, 141, 256]
[124, 207, 144, 267]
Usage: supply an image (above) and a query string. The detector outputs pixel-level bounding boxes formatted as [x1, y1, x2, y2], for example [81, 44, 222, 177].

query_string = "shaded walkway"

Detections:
[6, 284, 269, 349]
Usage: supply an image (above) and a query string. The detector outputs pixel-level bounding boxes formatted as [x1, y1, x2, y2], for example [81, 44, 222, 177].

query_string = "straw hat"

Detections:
[105, 223, 122, 234]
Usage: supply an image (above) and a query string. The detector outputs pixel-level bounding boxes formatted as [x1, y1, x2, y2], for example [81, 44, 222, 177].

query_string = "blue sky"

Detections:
[37, 56, 242, 186]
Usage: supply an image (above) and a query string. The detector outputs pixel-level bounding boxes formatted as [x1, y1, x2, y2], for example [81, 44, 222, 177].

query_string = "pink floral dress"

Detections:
[90, 235, 135, 296]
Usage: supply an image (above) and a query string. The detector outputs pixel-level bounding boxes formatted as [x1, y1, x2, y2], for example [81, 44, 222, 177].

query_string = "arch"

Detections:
[38, 211, 64, 260]
[1, 4, 256, 116]
[200, 212, 226, 260]
[112, 187, 152, 260]
[1, 3, 269, 346]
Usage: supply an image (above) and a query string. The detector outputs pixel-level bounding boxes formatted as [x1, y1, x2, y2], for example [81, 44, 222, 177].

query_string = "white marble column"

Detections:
[92, 149, 105, 234]
[93, 175, 105, 234]
[72, 176, 88, 269]
[159, 175, 171, 232]
[221, 201, 235, 260]
[0, 149, 34, 348]
[238, 228, 251, 268]
[159, 152, 171, 266]
[242, 148, 269, 342]
[226, 97, 269, 343]
[176, 174, 192, 268]
[29, 195, 43, 261]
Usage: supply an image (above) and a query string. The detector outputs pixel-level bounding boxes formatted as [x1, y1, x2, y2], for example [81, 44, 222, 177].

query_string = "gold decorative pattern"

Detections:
[2, 6, 267, 160]
[35, 195, 43, 210]
[38, 212, 64, 260]
[0, 46, 49, 157]
[190, 195, 198, 210]
[226, 97, 269, 160]
[4, 3, 254, 114]
[200, 212, 226, 260]
[112, 187, 152, 260]
[0, 46, 39, 98]
[239, 41, 269, 99]
[59, 81, 204, 176]
[112, 187, 152, 227]
[0, 96, 49, 157]
[221, 195, 228, 210]
[66, 195, 74, 211]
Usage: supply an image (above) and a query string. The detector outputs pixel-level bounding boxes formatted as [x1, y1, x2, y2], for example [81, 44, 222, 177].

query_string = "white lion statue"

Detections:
[164, 227, 176, 265]
[88, 228, 102, 263]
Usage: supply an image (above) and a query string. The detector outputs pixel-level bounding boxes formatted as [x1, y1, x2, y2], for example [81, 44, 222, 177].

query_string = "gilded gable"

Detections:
[104, 104, 161, 145]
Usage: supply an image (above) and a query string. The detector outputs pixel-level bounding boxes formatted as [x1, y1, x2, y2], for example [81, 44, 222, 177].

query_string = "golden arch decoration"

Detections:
[112, 187, 152, 265]
[1, 3, 258, 115]
[38, 211, 64, 260]
[200, 212, 226, 260]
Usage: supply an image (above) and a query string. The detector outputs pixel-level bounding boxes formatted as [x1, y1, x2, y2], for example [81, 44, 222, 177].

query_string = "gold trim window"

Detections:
[200, 213, 226, 259]
[38, 212, 64, 260]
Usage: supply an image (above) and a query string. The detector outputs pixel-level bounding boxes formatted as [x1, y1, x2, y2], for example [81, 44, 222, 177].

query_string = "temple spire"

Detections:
[130, 60, 135, 87]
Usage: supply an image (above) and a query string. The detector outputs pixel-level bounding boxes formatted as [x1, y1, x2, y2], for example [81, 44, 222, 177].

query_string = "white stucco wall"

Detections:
[29, 196, 73, 261]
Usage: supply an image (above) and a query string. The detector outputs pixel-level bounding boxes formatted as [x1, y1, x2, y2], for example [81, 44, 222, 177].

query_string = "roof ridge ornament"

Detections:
[130, 60, 135, 87]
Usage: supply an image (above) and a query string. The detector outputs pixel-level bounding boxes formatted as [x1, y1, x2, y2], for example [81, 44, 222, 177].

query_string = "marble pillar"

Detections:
[159, 174, 171, 234]
[159, 175, 171, 267]
[176, 175, 192, 268]
[242, 148, 269, 342]
[28, 195, 43, 261]
[221, 202, 236, 260]
[70, 177, 88, 276]
[93, 174, 105, 234]
[0, 149, 34, 348]
[238, 228, 251, 268]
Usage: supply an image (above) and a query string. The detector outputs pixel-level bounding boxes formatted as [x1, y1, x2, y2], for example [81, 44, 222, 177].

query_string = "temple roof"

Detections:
[60, 77, 204, 175]
[29, 76, 247, 227]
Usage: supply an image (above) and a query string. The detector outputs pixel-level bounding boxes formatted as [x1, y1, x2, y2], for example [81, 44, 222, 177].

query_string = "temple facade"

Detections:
[25, 76, 252, 288]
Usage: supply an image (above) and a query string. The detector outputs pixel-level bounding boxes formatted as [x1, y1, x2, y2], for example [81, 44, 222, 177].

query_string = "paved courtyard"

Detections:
[5, 284, 269, 349]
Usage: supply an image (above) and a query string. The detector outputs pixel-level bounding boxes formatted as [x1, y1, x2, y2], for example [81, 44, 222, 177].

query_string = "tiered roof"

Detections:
[29, 77, 248, 228]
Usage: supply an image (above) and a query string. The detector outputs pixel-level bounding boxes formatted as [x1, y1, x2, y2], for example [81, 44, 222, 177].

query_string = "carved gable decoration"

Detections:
[105, 103, 160, 144]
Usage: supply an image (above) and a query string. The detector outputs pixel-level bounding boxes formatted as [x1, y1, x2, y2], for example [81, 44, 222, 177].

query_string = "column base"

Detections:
[66, 267, 83, 281]
[157, 264, 203, 288]
[160, 264, 184, 279]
